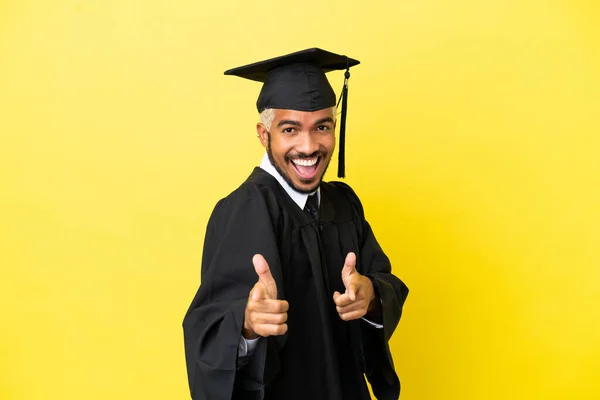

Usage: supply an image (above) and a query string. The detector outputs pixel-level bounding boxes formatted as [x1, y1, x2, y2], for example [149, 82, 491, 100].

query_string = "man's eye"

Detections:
[317, 125, 330, 131]
[283, 127, 295, 133]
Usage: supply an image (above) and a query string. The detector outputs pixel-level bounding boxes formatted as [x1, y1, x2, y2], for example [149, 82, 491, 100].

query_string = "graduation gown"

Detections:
[183, 168, 409, 400]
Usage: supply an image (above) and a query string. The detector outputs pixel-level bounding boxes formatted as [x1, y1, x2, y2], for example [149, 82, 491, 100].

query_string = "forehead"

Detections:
[273, 108, 335, 123]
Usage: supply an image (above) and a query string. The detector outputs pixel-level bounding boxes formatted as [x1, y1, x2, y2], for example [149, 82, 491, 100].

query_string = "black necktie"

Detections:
[304, 193, 319, 221]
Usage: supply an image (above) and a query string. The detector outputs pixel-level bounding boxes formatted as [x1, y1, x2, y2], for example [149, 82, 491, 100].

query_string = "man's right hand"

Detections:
[243, 254, 289, 339]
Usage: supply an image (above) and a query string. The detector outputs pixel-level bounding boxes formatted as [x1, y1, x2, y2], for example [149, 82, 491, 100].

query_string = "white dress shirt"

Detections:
[238, 153, 383, 358]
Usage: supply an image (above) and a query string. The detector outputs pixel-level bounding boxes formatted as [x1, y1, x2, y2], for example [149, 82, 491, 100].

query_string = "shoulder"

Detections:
[324, 180, 359, 197]
[322, 180, 366, 218]
[210, 169, 282, 222]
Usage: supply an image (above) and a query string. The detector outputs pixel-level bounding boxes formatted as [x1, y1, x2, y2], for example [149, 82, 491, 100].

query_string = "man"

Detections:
[183, 48, 409, 400]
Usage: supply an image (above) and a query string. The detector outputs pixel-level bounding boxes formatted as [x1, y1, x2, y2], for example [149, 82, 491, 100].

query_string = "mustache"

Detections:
[284, 150, 326, 162]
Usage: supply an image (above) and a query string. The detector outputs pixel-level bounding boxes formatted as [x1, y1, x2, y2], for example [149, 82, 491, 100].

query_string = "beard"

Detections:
[266, 132, 330, 194]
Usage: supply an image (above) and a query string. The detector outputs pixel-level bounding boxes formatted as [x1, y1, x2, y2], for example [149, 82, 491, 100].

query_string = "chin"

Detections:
[292, 178, 322, 194]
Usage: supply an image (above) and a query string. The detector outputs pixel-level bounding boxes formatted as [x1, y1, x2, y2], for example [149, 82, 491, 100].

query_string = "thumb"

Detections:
[342, 252, 358, 301]
[346, 282, 359, 302]
[253, 254, 277, 299]
[341, 252, 357, 283]
[251, 284, 265, 302]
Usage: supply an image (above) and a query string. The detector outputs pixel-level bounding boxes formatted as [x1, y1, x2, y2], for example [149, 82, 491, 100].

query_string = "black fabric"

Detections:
[256, 62, 336, 113]
[304, 193, 319, 221]
[223, 47, 359, 83]
[183, 168, 409, 400]
[223, 48, 359, 114]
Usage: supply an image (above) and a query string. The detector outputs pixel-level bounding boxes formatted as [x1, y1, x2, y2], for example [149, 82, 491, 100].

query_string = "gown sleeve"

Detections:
[333, 182, 410, 400]
[360, 216, 409, 400]
[182, 184, 283, 400]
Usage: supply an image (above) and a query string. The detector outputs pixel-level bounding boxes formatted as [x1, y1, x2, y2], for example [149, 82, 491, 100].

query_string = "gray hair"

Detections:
[260, 108, 277, 132]
[260, 106, 337, 132]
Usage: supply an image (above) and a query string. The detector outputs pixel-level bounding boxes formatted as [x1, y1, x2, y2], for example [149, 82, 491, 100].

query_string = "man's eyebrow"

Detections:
[313, 117, 335, 126]
[277, 120, 302, 128]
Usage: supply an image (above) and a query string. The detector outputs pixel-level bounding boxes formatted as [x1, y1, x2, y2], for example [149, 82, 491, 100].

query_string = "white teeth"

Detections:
[292, 158, 318, 167]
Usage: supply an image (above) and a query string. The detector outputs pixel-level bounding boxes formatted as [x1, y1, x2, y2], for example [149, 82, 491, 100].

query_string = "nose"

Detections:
[295, 131, 319, 156]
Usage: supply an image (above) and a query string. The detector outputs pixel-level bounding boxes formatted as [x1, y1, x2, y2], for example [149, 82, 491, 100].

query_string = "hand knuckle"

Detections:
[255, 326, 266, 336]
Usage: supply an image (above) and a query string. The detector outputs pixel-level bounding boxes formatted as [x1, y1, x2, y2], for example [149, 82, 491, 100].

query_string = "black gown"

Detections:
[183, 168, 409, 400]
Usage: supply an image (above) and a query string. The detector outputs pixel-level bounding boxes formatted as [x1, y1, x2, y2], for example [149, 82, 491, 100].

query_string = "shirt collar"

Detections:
[259, 152, 320, 210]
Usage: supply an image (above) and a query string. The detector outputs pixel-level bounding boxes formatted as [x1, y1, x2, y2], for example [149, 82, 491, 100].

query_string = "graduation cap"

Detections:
[224, 48, 360, 178]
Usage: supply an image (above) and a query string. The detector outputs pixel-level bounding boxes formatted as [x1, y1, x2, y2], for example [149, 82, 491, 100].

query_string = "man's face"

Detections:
[257, 108, 336, 193]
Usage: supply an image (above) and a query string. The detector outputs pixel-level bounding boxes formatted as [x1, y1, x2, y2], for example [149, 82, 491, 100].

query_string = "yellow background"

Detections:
[1, 0, 599, 399]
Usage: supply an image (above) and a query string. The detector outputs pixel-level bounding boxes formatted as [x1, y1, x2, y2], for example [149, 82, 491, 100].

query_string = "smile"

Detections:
[292, 157, 318, 167]
[290, 157, 321, 180]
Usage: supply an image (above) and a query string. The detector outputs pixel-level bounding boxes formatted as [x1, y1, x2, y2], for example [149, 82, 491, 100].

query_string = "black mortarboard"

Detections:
[224, 48, 360, 178]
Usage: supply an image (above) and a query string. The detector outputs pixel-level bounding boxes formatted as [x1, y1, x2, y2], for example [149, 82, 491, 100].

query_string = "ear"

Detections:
[256, 123, 269, 148]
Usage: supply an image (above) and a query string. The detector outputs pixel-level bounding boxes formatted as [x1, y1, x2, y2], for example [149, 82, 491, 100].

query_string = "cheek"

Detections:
[270, 138, 292, 159]
[323, 135, 336, 153]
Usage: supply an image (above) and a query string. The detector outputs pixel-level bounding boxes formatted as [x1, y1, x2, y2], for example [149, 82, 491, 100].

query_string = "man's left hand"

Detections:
[333, 252, 378, 321]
